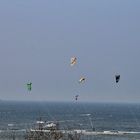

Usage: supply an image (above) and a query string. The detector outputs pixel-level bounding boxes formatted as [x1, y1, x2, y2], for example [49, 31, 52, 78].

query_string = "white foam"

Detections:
[80, 114, 91, 117]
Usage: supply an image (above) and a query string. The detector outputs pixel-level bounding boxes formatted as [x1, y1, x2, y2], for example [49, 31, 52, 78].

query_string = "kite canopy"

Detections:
[27, 82, 32, 91]
[79, 77, 86, 83]
[115, 75, 120, 83]
[70, 57, 77, 66]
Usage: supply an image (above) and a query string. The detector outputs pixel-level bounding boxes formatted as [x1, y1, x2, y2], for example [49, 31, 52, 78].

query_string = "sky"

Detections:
[0, 0, 140, 102]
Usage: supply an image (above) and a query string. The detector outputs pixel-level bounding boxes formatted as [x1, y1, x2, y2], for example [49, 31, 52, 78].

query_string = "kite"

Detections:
[75, 95, 79, 101]
[27, 82, 32, 91]
[115, 75, 120, 83]
[79, 77, 86, 83]
[70, 57, 77, 66]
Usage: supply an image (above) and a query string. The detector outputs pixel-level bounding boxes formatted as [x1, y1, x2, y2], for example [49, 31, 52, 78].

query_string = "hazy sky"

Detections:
[0, 0, 140, 102]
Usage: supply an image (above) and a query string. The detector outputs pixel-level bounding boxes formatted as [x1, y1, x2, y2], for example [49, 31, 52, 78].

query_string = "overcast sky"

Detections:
[0, 0, 140, 102]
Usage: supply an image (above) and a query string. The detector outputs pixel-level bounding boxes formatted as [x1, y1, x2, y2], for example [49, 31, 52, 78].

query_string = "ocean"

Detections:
[0, 101, 140, 140]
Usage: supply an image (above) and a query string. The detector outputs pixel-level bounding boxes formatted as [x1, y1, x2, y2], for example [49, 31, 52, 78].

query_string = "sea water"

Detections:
[0, 101, 140, 140]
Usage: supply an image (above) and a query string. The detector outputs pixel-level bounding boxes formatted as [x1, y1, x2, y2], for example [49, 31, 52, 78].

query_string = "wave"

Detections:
[79, 130, 140, 135]
[80, 114, 91, 117]
[0, 129, 140, 136]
